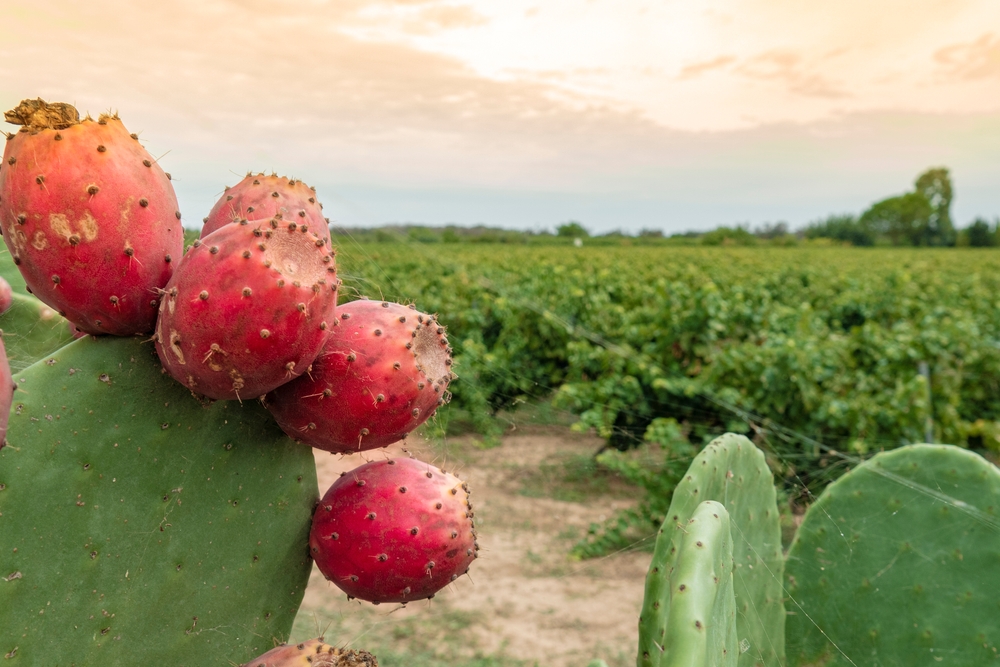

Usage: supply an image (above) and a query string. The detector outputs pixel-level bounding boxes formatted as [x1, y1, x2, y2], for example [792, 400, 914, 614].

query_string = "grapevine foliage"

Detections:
[337, 245, 1000, 462]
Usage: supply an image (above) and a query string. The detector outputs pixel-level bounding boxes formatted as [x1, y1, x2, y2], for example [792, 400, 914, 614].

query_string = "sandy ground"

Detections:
[290, 428, 650, 667]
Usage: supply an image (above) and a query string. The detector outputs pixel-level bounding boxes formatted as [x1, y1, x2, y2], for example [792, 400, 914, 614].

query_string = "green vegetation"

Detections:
[331, 241, 1000, 554]
[336, 243, 1000, 453]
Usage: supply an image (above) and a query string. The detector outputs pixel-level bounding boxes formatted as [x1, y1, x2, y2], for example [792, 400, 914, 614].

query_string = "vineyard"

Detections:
[8, 236, 997, 542]
[331, 240, 1000, 487]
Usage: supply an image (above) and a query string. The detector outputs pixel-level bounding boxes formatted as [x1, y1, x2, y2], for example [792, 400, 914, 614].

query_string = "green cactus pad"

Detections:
[785, 444, 1000, 667]
[639, 433, 784, 667]
[0, 293, 74, 371]
[659, 500, 738, 667]
[0, 336, 317, 665]
[0, 245, 75, 369]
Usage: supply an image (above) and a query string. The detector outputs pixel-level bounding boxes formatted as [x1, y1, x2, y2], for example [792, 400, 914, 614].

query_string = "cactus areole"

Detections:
[264, 299, 453, 452]
[310, 457, 478, 604]
[0, 99, 183, 335]
[154, 218, 338, 400]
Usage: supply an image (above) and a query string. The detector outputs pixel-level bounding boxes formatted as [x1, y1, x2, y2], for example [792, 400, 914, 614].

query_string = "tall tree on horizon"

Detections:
[914, 167, 956, 245]
[856, 167, 956, 246]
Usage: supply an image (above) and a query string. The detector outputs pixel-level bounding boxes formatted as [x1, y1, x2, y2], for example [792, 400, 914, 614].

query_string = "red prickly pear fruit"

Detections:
[240, 638, 377, 667]
[263, 299, 453, 453]
[201, 172, 329, 241]
[310, 457, 477, 604]
[0, 275, 12, 315]
[0, 99, 183, 335]
[154, 218, 338, 400]
[0, 334, 14, 447]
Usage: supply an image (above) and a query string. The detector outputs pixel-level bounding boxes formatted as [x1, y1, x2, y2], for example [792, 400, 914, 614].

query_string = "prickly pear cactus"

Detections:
[310, 457, 477, 603]
[264, 300, 452, 453]
[0, 249, 74, 370]
[201, 172, 329, 240]
[646, 500, 738, 667]
[0, 99, 183, 336]
[785, 444, 1000, 667]
[0, 336, 317, 665]
[241, 637, 378, 667]
[639, 433, 784, 667]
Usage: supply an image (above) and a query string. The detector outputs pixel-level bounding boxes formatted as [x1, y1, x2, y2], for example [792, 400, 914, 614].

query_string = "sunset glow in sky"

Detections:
[2, 1, 999, 232]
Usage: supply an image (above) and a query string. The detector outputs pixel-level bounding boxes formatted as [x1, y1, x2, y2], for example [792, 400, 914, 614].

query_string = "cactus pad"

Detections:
[0, 249, 75, 371]
[785, 444, 1000, 667]
[0, 293, 74, 371]
[639, 433, 784, 667]
[0, 336, 317, 664]
[655, 500, 738, 667]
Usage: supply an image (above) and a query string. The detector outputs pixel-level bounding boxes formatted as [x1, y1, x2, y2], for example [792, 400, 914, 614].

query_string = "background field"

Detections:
[333, 241, 1000, 456]
[278, 240, 1000, 666]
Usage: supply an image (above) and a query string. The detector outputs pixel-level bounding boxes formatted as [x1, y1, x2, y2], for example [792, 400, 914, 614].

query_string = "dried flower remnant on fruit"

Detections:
[0, 98, 182, 335]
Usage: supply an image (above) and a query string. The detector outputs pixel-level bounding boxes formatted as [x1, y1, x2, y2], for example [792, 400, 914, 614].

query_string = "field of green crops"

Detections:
[333, 239, 1000, 487]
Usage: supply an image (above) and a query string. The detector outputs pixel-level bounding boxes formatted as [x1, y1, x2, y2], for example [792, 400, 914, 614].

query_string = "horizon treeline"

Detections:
[333, 167, 1000, 247]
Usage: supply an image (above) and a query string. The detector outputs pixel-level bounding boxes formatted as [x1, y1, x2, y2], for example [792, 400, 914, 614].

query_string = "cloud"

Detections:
[735, 50, 850, 99]
[393, 3, 489, 35]
[935, 33, 1000, 80]
[3, 0, 999, 234]
[677, 55, 736, 80]
[0, 0, 675, 192]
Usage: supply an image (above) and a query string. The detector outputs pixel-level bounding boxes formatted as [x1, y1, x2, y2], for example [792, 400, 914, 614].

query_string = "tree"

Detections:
[754, 221, 789, 239]
[914, 167, 956, 246]
[859, 193, 933, 246]
[967, 217, 998, 247]
[804, 214, 875, 246]
[556, 221, 589, 238]
[700, 225, 757, 246]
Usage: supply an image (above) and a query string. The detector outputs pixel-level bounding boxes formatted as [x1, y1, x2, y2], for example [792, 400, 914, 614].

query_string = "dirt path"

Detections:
[290, 427, 650, 667]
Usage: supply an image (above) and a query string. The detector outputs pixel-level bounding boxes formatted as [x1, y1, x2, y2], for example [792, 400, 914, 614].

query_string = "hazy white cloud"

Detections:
[935, 33, 1000, 80]
[406, 0, 1000, 129]
[734, 51, 850, 99]
[0, 1, 997, 233]
[677, 55, 736, 80]
[404, 4, 488, 32]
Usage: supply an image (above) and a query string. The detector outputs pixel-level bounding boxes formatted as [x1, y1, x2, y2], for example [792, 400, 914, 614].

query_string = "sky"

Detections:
[1, 1, 999, 234]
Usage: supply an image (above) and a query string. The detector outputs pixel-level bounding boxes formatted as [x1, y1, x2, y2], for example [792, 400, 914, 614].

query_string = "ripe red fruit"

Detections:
[201, 172, 328, 240]
[0, 275, 12, 315]
[154, 219, 338, 400]
[263, 300, 453, 453]
[0, 99, 183, 335]
[310, 457, 477, 604]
